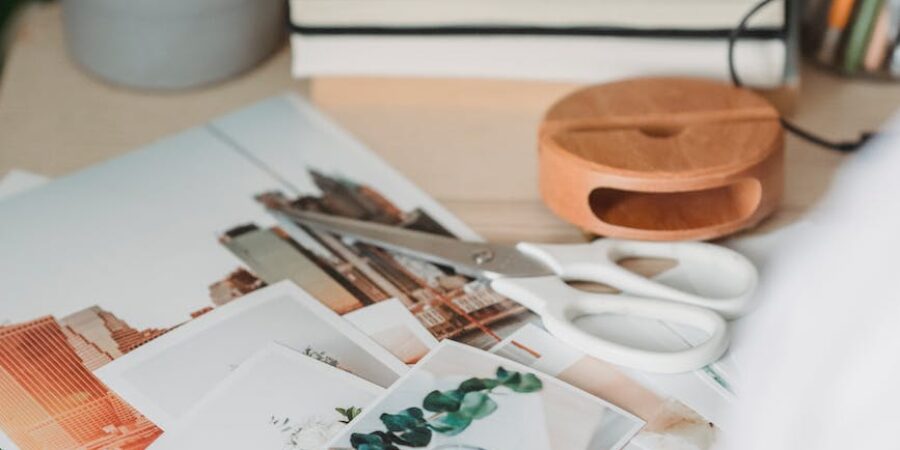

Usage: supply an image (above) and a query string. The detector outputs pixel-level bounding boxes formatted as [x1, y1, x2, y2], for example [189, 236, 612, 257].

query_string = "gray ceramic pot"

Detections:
[62, 0, 285, 90]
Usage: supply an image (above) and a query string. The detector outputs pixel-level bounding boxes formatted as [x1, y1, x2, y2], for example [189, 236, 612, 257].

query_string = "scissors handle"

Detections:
[491, 276, 729, 373]
[516, 239, 757, 319]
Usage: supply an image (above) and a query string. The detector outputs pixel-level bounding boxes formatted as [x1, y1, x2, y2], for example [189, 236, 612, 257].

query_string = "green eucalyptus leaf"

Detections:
[391, 425, 432, 447]
[457, 378, 487, 392]
[355, 368, 542, 448]
[353, 431, 403, 450]
[501, 372, 522, 387]
[376, 431, 400, 445]
[427, 392, 496, 436]
[423, 390, 462, 412]
[351, 432, 380, 446]
[494, 367, 543, 393]
[378, 408, 431, 447]
[351, 432, 394, 450]
[428, 411, 473, 436]
[458, 391, 498, 419]
[380, 409, 426, 432]
[508, 373, 543, 393]
[404, 407, 425, 420]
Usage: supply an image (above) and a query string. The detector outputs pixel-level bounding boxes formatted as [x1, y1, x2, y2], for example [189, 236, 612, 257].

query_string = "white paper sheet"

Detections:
[0, 169, 48, 201]
[95, 281, 406, 430]
[149, 342, 383, 450]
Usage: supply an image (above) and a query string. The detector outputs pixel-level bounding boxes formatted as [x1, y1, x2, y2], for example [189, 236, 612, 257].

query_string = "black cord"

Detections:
[728, 0, 875, 152]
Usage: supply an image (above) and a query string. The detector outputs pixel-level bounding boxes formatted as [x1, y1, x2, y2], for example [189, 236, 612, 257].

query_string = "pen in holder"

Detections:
[803, 0, 900, 79]
[538, 77, 784, 241]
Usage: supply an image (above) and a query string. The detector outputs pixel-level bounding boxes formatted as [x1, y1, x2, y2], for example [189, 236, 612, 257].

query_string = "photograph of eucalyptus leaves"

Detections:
[328, 341, 645, 450]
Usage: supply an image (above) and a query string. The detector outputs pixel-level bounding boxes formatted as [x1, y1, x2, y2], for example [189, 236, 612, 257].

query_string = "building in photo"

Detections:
[208, 267, 267, 307]
[0, 284, 254, 450]
[223, 170, 533, 348]
[0, 316, 161, 450]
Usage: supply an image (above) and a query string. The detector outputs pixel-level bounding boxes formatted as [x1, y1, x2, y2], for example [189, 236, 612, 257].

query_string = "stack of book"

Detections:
[288, 0, 795, 87]
[805, 0, 900, 77]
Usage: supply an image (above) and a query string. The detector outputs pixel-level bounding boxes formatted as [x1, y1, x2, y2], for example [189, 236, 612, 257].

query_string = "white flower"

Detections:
[287, 417, 345, 450]
[630, 430, 709, 450]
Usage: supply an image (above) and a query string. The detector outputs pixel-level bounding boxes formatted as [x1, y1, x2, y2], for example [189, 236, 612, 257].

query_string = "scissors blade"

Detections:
[273, 207, 554, 279]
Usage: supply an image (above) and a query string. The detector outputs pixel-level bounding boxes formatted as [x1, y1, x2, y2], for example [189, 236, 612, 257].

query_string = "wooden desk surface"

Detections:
[2, 3, 899, 244]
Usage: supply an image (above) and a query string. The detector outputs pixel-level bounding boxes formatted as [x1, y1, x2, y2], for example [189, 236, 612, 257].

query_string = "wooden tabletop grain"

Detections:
[2, 3, 899, 244]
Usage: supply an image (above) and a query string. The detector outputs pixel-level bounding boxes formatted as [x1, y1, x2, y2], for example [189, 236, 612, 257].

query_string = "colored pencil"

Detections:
[841, 0, 884, 73]
[817, 0, 857, 64]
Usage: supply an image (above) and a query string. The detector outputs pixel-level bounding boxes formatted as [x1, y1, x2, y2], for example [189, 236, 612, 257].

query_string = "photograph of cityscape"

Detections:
[0, 263, 271, 449]
[0, 309, 165, 450]
[222, 169, 540, 352]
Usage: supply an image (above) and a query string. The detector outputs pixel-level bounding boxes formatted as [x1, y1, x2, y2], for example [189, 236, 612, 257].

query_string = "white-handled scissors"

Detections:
[282, 209, 758, 374]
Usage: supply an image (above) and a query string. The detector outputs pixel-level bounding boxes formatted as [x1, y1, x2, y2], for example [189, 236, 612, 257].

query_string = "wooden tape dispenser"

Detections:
[539, 77, 784, 241]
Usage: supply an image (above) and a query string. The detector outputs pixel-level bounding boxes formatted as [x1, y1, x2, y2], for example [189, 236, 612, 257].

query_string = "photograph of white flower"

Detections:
[149, 342, 382, 450]
[328, 341, 644, 450]
[96, 281, 407, 430]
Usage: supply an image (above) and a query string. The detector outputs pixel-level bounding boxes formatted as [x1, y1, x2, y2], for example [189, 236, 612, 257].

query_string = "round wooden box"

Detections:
[538, 77, 784, 241]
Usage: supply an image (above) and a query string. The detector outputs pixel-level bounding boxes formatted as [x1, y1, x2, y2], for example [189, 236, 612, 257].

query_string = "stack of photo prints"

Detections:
[0, 95, 732, 450]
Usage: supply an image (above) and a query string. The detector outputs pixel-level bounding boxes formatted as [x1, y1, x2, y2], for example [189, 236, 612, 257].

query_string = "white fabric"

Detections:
[721, 116, 900, 450]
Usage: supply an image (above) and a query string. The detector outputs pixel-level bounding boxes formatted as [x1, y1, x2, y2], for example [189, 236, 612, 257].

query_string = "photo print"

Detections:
[149, 343, 383, 450]
[491, 324, 719, 450]
[96, 281, 406, 430]
[328, 341, 644, 450]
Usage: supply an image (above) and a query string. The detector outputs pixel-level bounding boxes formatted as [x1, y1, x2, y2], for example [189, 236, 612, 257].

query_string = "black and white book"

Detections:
[288, 0, 794, 87]
[288, 0, 785, 33]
